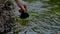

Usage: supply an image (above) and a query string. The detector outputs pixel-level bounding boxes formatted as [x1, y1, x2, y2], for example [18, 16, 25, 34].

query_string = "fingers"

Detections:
[19, 4, 26, 12]
[16, 0, 27, 12]
[23, 4, 27, 11]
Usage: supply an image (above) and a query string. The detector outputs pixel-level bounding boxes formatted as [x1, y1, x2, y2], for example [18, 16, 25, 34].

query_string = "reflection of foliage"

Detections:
[23, 0, 37, 3]
[48, 0, 60, 5]
[29, 11, 48, 19]
[29, 11, 60, 34]
[50, 7, 60, 13]
[12, 16, 30, 34]
[16, 19, 30, 26]
[41, 0, 60, 7]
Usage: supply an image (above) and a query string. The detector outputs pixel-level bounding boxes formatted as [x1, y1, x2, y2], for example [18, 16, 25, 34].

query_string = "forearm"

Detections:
[15, 0, 25, 11]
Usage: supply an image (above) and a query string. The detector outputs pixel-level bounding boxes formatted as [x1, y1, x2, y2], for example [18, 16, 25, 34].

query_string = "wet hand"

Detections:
[16, 0, 27, 13]
[19, 4, 27, 13]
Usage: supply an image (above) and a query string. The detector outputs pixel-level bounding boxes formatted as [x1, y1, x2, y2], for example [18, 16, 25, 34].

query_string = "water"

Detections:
[0, 0, 60, 34]
[12, 0, 60, 34]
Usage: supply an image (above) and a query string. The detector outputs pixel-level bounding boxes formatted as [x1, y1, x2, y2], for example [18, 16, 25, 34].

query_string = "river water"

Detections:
[8, 0, 60, 34]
